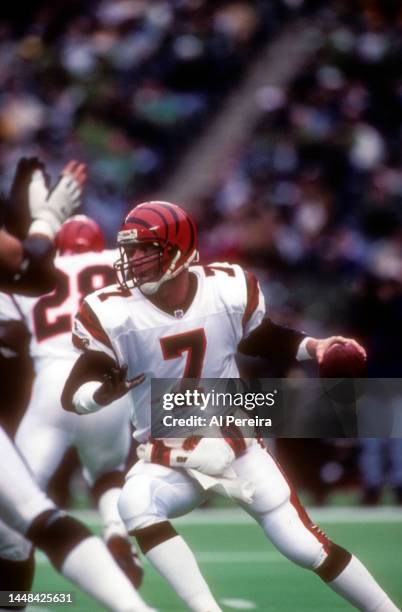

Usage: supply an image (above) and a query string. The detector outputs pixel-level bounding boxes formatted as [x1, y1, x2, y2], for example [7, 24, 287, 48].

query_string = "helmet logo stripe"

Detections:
[186, 217, 195, 255]
[136, 206, 169, 241]
[156, 203, 180, 235]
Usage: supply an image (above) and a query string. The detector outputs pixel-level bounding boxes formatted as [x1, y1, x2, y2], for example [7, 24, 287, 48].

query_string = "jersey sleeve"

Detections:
[202, 262, 265, 341]
[72, 297, 116, 361]
[241, 269, 265, 338]
[0, 292, 23, 322]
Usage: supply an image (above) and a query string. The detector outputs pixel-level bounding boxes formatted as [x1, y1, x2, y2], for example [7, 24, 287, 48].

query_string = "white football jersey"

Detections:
[0, 250, 118, 371]
[72, 262, 265, 441]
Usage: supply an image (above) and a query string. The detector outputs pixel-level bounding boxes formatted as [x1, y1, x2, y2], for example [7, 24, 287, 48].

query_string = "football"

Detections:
[319, 342, 367, 378]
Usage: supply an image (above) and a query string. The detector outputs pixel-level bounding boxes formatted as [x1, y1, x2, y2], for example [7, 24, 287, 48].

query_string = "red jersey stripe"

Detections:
[76, 301, 113, 351]
[242, 271, 259, 329]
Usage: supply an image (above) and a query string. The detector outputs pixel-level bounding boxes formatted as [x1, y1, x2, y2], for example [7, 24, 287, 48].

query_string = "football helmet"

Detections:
[56, 215, 105, 254]
[114, 201, 198, 294]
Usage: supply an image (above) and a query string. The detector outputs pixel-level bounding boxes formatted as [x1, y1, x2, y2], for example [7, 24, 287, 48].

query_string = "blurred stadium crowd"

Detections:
[0, 0, 291, 234]
[1, 0, 402, 506]
[199, 0, 402, 378]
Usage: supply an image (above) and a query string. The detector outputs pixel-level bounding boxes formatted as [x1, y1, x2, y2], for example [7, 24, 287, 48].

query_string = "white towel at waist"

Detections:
[186, 467, 255, 504]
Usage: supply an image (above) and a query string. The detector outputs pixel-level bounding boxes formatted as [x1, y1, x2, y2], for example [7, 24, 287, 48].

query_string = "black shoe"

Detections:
[107, 535, 144, 589]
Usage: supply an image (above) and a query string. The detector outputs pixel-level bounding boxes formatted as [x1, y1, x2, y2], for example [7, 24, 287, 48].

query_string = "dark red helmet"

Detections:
[56, 215, 105, 255]
[114, 201, 198, 294]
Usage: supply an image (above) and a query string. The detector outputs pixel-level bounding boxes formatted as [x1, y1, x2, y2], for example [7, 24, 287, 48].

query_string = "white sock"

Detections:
[329, 555, 400, 611]
[99, 488, 128, 541]
[146, 535, 221, 612]
[61, 536, 152, 612]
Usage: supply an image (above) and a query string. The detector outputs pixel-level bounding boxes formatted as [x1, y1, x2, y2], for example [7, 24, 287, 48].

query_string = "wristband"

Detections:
[296, 336, 313, 361]
[72, 381, 103, 414]
[28, 219, 55, 240]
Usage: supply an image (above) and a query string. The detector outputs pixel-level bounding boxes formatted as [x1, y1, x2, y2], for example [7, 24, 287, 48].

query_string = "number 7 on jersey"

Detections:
[160, 329, 206, 379]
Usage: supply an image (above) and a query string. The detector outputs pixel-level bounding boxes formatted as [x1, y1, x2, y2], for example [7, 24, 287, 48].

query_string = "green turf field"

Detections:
[30, 507, 402, 612]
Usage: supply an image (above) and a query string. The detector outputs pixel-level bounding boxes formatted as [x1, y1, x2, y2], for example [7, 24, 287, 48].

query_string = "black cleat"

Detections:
[107, 535, 144, 589]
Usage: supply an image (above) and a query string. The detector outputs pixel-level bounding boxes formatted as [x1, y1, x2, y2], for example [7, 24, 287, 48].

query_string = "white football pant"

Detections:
[0, 426, 54, 560]
[16, 358, 132, 489]
[119, 440, 328, 569]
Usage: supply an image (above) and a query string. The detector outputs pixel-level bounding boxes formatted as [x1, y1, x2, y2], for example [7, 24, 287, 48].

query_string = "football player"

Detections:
[1, 214, 143, 588]
[0, 168, 154, 611]
[62, 201, 399, 612]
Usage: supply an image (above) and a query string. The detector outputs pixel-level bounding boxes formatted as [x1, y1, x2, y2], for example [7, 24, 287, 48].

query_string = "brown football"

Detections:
[319, 342, 367, 378]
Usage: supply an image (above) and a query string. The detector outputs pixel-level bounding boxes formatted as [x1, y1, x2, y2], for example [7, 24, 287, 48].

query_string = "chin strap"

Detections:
[140, 249, 198, 295]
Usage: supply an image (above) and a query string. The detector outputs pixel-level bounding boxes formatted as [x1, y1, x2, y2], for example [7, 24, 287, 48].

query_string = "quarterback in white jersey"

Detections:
[72, 260, 263, 442]
[0, 215, 144, 592]
[63, 201, 399, 612]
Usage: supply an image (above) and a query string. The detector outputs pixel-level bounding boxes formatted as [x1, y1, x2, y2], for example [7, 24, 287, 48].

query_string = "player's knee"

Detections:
[295, 543, 327, 569]
[259, 504, 329, 569]
[277, 535, 327, 569]
[314, 542, 352, 581]
[118, 474, 166, 532]
[26, 510, 92, 570]
[0, 529, 32, 562]
[132, 521, 178, 555]
[90, 470, 125, 505]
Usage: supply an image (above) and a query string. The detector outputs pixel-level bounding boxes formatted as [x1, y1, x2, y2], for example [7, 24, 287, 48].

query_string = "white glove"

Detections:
[28, 168, 49, 221]
[138, 437, 236, 477]
[29, 161, 86, 239]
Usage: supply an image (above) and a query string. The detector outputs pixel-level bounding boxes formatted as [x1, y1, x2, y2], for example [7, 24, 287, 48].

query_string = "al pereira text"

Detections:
[162, 415, 272, 428]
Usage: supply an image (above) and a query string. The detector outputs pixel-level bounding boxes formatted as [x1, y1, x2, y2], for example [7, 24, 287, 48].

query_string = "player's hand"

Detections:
[29, 160, 87, 239]
[93, 364, 145, 406]
[61, 159, 87, 188]
[6, 157, 49, 239]
[307, 336, 366, 364]
[28, 159, 50, 216]
[45, 159, 87, 221]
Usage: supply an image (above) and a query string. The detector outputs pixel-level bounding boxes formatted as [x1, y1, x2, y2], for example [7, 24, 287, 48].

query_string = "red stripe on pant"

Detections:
[258, 438, 330, 553]
[221, 424, 247, 457]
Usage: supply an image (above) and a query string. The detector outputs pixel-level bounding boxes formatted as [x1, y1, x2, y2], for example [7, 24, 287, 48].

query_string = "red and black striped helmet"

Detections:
[56, 215, 105, 255]
[114, 201, 198, 294]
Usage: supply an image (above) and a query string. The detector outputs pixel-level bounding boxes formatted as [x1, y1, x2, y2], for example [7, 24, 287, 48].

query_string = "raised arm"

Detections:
[0, 158, 86, 296]
[238, 317, 366, 365]
[62, 350, 144, 414]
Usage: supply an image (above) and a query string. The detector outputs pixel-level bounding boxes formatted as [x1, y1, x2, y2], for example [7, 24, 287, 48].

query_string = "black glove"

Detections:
[93, 364, 145, 406]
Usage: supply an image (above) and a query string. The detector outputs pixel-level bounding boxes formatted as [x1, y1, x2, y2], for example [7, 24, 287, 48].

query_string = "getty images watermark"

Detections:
[161, 387, 277, 429]
[150, 378, 402, 439]
[150, 379, 280, 439]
